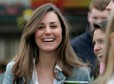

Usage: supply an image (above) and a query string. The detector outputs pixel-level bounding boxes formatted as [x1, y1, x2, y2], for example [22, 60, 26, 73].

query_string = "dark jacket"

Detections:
[71, 31, 96, 77]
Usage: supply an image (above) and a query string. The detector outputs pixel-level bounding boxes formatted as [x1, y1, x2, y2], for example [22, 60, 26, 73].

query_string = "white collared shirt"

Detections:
[32, 64, 62, 84]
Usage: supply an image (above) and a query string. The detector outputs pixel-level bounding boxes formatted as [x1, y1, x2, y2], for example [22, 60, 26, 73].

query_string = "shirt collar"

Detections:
[55, 64, 62, 71]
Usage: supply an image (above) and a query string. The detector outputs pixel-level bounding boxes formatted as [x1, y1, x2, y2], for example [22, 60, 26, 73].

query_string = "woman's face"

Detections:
[35, 11, 62, 53]
[93, 29, 105, 63]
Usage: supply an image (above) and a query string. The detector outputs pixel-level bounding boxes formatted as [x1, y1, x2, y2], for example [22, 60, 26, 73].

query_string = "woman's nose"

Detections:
[94, 44, 100, 52]
[45, 27, 51, 35]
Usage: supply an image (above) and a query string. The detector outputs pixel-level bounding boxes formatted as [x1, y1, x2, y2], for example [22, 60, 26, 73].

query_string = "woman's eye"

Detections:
[99, 40, 104, 44]
[93, 17, 98, 20]
[50, 25, 57, 29]
[38, 26, 45, 30]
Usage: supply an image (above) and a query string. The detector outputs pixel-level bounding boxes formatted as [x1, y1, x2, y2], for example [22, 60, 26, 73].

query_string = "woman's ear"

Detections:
[110, 33, 114, 43]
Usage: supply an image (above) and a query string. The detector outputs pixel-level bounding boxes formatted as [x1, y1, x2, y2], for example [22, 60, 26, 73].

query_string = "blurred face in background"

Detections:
[106, 0, 114, 12]
[88, 8, 109, 31]
[93, 29, 105, 63]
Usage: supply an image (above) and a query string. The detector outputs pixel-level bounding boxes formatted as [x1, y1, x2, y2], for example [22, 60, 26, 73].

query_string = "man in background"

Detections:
[71, 0, 110, 77]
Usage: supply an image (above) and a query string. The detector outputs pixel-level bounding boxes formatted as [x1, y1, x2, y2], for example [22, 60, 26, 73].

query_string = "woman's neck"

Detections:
[37, 51, 57, 70]
[36, 52, 56, 84]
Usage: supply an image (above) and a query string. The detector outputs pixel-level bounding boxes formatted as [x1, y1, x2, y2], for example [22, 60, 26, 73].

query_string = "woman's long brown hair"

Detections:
[12, 3, 86, 83]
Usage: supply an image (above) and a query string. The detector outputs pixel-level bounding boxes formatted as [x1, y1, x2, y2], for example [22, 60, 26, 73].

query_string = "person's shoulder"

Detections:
[6, 61, 15, 69]
[5, 61, 15, 73]
[7, 61, 15, 66]
[66, 66, 90, 81]
[71, 32, 89, 43]
[72, 66, 90, 81]
[77, 32, 90, 40]
[73, 66, 90, 75]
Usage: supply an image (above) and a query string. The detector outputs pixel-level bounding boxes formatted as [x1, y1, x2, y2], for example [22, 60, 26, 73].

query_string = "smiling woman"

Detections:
[35, 11, 62, 52]
[91, 7, 114, 84]
[92, 20, 107, 79]
[3, 3, 90, 84]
